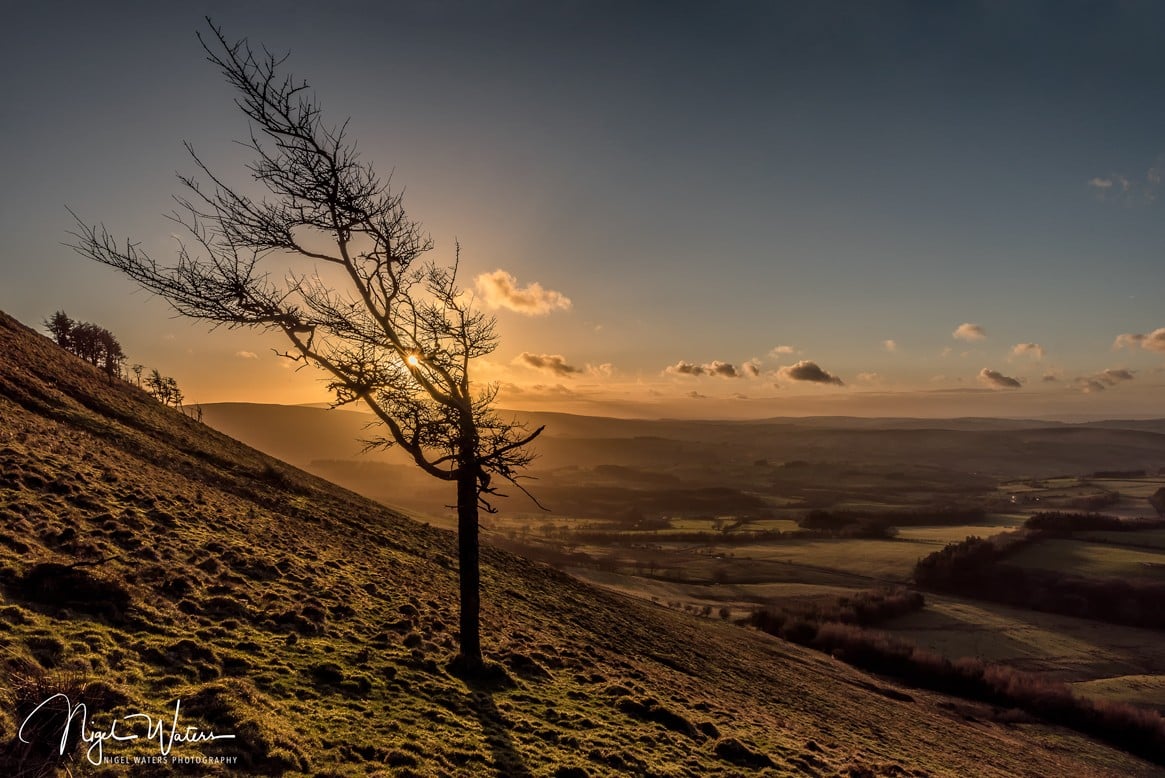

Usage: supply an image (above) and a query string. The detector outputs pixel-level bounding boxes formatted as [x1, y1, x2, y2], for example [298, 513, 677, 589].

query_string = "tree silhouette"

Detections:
[144, 369, 183, 409]
[70, 20, 542, 672]
[45, 310, 73, 348]
[45, 311, 125, 382]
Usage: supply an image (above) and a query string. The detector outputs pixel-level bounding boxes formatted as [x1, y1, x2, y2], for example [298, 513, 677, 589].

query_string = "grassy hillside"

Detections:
[0, 310, 1157, 777]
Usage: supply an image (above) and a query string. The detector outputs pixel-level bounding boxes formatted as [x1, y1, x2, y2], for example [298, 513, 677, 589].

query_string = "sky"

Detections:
[2, 1, 1164, 419]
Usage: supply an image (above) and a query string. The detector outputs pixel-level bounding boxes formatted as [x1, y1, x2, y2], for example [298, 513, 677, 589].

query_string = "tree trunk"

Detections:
[455, 466, 483, 671]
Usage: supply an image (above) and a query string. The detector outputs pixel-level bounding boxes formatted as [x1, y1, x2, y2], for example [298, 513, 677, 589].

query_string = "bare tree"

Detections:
[70, 20, 542, 673]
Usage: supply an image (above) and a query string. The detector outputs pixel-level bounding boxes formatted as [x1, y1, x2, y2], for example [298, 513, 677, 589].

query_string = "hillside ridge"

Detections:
[0, 310, 1155, 776]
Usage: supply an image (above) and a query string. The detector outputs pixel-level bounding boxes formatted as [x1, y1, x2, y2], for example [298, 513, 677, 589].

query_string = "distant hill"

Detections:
[1, 310, 1158, 775]
[201, 402, 1165, 480]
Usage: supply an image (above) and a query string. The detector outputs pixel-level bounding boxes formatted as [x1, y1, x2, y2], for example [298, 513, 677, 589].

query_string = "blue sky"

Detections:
[2, 1, 1163, 418]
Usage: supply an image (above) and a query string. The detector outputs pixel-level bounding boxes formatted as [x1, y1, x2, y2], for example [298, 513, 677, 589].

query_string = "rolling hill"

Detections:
[201, 403, 1165, 482]
[0, 308, 1158, 776]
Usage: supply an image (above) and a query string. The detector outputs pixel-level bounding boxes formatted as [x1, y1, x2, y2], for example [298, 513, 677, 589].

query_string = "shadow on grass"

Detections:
[468, 689, 533, 778]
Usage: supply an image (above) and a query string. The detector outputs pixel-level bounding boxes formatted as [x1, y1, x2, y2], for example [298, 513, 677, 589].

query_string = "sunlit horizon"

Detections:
[2, 3, 1163, 421]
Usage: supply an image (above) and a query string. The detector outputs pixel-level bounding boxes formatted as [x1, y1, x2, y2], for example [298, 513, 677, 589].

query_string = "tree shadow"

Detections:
[464, 679, 533, 778]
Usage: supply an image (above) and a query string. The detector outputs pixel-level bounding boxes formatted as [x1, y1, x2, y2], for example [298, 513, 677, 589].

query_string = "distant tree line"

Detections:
[748, 588, 925, 638]
[45, 311, 193, 416]
[1022, 511, 1165, 533]
[798, 505, 986, 532]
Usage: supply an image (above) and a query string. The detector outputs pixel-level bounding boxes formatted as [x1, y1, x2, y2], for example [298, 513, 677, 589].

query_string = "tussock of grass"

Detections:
[182, 679, 313, 774]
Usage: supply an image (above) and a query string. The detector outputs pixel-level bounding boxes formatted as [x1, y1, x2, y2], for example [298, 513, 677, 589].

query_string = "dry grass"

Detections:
[0, 310, 1159, 776]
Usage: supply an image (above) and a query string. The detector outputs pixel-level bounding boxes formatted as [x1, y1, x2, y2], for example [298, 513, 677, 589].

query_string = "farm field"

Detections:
[883, 594, 1165, 682]
[1077, 528, 1165, 549]
[1071, 675, 1165, 710]
[1008, 538, 1165, 580]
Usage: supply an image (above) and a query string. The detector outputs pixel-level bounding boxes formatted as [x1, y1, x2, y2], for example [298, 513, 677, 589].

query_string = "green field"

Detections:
[885, 595, 1165, 681]
[720, 538, 934, 582]
[1077, 528, 1165, 550]
[1070, 675, 1165, 710]
[895, 522, 1021, 544]
[1008, 538, 1165, 579]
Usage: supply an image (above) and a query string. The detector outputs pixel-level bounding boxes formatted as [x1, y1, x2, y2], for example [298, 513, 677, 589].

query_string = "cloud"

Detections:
[1073, 368, 1135, 393]
[1100, 368, 1135, 382]
[1088, 176, 1130, 197]
[704, 360, 741, 378]
[665, 360, 705, 376]
[498, 382, 579, 398]
[778, 360, 844, 386]
[770, 345, 796, 356]
[587, 362, 615, 378]
[953, 323, 987, 342]
[475, 269, 571, 315]
[1090, 154, 1164, 203]
[512, 352, 582, 377]
[1041, 371, 1059, 382]
[857, 372, 881, 383]
[1114, 328, 1165, 353]
[664, 359, 753, 378]
[236, 351, 259, 359]
[686, 390, 709, 399]
[978, 368, 1022, 389]
[882, 339, 897, 352]
[1010, 342, 1045, 360]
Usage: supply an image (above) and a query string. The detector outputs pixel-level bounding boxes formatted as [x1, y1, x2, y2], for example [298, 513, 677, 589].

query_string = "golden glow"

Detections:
[406, 354, 420, 367]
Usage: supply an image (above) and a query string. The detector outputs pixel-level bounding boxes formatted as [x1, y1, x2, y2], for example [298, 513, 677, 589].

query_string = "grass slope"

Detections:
[0, 310, 1155, 777]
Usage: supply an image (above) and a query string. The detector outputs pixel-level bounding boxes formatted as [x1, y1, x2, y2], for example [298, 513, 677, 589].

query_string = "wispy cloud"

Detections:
[1088, 175, 1131, 198]
[513, 352, 582, 377]
[664, 359, 753, 378]
[978, 368, 1021, 389]
[857, 372, 881, 383]
[587, 362, 615, 378]
[236, 351, 258, 359]
[1090, 153, 1164, 203]
[1114, 327, 1165, 353]
[1010, 342, 1045, 361]
[770, 345, 797, 356]
[475, 269, 571, 315]
[777, 360, 844, 386]
[498, 382, 579, 398]
[882, 339, 897, 352]
[1074, 368, 1135, 393]
[953, 323, 986, 342]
